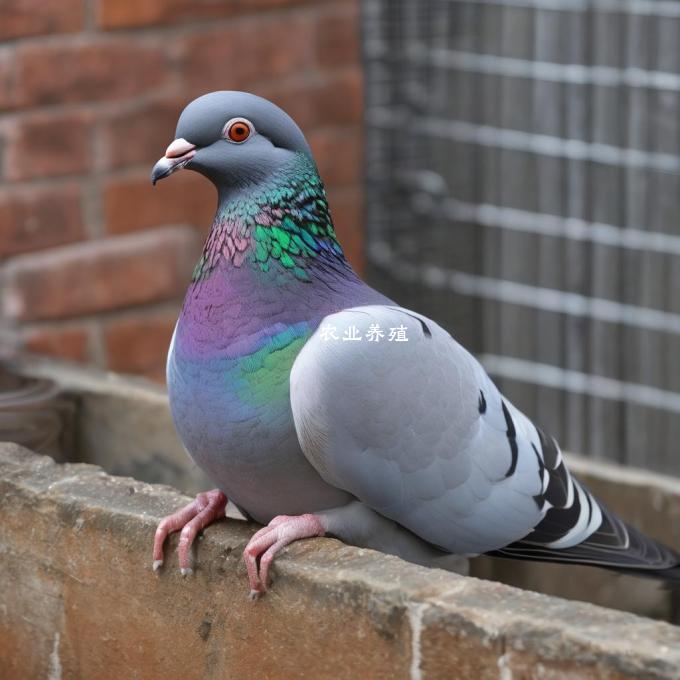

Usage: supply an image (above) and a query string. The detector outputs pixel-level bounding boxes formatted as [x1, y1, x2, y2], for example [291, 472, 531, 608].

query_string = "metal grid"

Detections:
[362, 0, 680, 474]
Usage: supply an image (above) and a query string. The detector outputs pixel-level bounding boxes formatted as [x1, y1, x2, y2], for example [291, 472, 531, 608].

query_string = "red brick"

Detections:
[3, 112, 92, 181]
[2, 41, 169, 110]
[24, 326, 90, 362]
[179, 16, 314, 98]
[101, 98, 185, 170]
[3, 227, 199, 322]
[315, 2, 360, 68]
[97, 0, 308, 30]
[0, 0, 85, 40]
[308, 126, 362, 188]
[326, 185, 364, 272]
[103, 310, 176, 375]
[313, 69, 363, 126]
[0, 54, 13, 106]
[0, 183, 84, 257]
[97, 0, 169, 28]
[141, 365, 167, 382]
[103, 171, 215, 234]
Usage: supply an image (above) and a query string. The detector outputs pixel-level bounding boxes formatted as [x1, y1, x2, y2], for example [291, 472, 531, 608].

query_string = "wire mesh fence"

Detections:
[362, 0, 680, 475]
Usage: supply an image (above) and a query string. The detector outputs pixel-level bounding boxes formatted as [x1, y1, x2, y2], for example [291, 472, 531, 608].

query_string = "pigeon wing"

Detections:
[291, 305, 680, 572]
[291, 305, 547, 555]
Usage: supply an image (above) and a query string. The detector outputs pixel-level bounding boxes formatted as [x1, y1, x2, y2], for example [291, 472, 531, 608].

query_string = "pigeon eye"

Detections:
[224, 118, 253, 143]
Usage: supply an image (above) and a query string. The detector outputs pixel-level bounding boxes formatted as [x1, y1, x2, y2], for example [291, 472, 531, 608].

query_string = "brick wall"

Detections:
[0, 0, 365, 381]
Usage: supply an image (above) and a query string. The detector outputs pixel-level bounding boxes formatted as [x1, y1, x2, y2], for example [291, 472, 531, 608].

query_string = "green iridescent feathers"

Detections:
[192, 154, 345, 282]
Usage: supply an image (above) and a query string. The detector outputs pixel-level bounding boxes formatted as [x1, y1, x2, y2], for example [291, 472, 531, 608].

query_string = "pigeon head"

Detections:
[151, 91, 311, 191]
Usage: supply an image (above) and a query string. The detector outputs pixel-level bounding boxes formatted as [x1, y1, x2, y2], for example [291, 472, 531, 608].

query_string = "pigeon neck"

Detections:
[191, 153, 351, 285]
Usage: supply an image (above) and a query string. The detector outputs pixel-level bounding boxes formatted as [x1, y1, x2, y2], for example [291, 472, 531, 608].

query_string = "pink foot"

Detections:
[152, 489, 227, 575]
[243, 514, 326, 598]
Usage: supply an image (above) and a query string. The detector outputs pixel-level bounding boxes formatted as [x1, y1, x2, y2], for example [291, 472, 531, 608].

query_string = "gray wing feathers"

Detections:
[292, 305, 680, 574]
[291, 305, 547, 554]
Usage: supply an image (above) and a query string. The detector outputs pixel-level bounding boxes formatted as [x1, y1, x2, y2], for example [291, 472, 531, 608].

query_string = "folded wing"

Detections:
[291, 305, 680, 573]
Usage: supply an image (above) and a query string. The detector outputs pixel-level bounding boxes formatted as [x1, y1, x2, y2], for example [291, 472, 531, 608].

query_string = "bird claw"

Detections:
[242, 513, 326, 597]
[152, 489, 227, 574]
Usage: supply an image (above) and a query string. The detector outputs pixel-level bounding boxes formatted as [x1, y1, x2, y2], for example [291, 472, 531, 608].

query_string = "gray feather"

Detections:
[291, 305, 549, 555]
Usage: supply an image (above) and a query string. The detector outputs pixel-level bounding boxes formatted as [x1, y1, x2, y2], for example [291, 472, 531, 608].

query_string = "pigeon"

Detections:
[150, 91, 680, 597]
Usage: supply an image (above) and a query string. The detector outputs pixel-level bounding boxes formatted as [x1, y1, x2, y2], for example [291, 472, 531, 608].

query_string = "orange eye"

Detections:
[224, 118, 252, 143]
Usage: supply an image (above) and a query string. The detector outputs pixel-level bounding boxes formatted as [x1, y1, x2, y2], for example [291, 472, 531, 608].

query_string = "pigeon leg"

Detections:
[243, 513, 326, 598]
[242, 501, 471, 599]
[153, 489, 228, 575]
[245, 501, 472, 597]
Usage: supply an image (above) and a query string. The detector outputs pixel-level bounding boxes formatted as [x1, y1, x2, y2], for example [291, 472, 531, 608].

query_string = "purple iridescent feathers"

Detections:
[166, 150, 388, 522]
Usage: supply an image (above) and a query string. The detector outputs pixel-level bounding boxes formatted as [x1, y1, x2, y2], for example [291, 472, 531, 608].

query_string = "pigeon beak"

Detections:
[151, 138, 197, 185]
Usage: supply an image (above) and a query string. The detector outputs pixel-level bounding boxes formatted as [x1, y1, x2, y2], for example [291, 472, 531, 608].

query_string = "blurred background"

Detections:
[364, 0, 680, 477]
[2, 0, 680, 476]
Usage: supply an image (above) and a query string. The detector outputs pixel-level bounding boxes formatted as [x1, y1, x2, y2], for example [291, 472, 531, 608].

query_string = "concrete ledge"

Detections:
[10, 356, 680, 621]
[2, 443, 680, 679]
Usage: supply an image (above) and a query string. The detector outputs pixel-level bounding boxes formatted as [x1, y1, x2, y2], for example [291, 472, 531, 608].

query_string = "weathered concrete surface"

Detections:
[2, 443, 680, 680]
